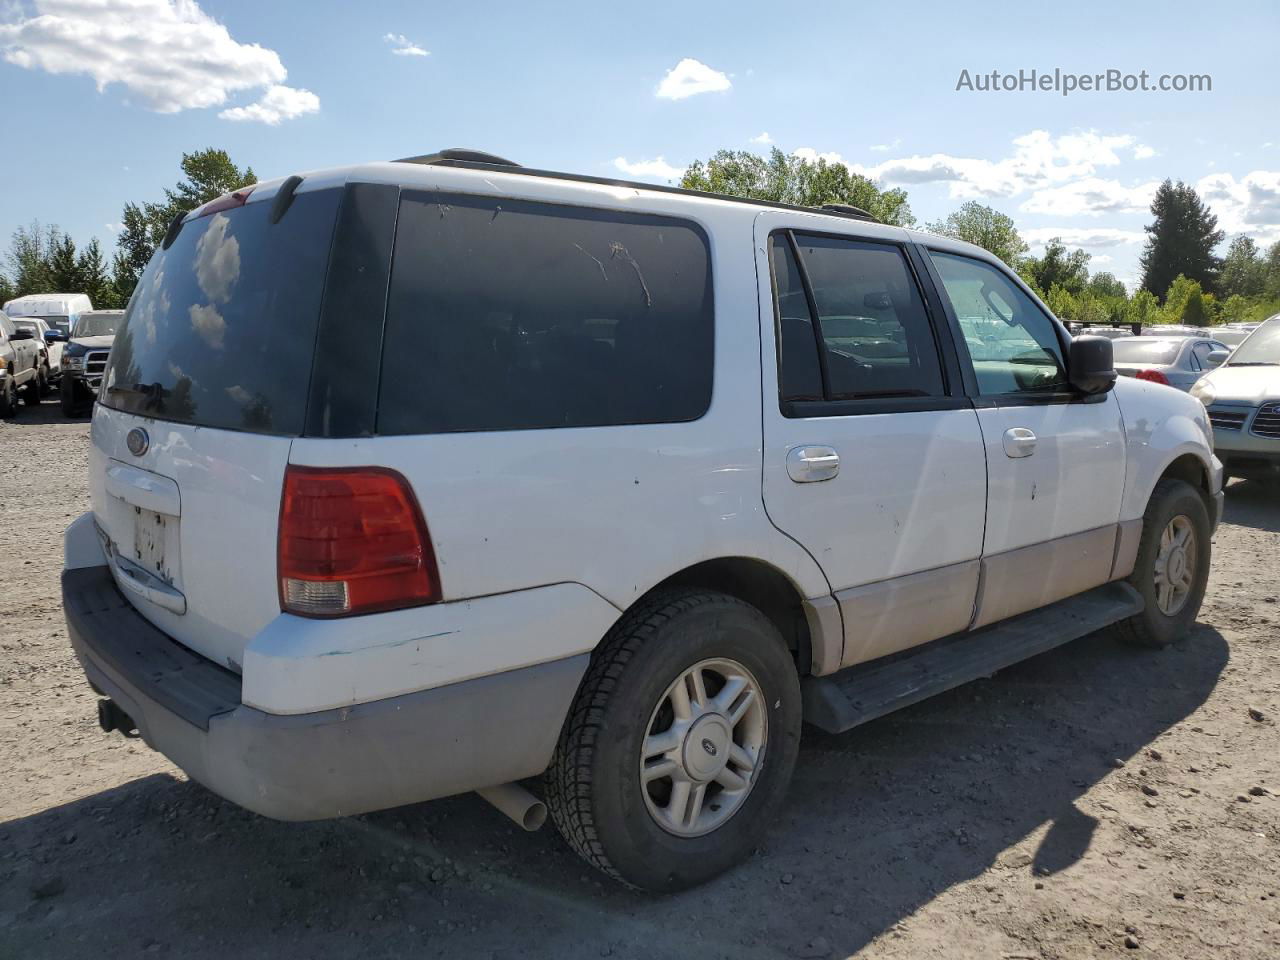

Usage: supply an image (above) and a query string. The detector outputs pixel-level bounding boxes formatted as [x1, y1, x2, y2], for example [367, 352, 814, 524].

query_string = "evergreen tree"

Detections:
[1262, 241, 1280, 300]
[76, 239, 112, 307]
[45, 232, 81, 291]
[1139, 180, 1224, 298]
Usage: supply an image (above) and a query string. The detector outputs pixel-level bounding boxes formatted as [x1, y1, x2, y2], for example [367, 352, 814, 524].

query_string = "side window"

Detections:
[770, 235, 822, 401]
[770, 232, 946, 404]
[1191, 341, 1215, 369]
[930, 252, 1068, 396]
[378, 193, 714, 434]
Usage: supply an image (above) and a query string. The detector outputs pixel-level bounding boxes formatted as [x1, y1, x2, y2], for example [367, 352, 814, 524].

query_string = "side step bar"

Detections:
[802, 581, 1144, 734]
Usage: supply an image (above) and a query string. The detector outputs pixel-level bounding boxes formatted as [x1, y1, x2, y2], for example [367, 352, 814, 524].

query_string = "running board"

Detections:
[801, 582, 1144, 734]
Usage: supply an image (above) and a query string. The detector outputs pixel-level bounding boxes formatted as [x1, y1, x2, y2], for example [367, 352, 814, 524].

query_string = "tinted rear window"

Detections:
[376, 192, 713, 434]
[101, 188, 341, 434]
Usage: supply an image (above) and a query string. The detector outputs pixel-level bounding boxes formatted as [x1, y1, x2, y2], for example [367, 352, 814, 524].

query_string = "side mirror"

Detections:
[1068, 335, 1117, 395]
[1205, 349, 1229, 369]
[45, 330, 66, 342]
[9, 328, 33, 341]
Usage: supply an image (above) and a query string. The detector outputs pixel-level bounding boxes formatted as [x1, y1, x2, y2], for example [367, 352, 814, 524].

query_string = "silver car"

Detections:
[1110, 335, 1230, 391]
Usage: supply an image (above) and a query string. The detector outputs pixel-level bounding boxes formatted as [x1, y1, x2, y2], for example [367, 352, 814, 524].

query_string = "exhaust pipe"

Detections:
[97, 699, 137, 736]
[476, 783, 547, 831]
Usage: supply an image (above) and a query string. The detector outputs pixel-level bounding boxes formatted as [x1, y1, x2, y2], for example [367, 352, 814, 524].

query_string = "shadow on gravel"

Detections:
[1222, 478, 1280, 534]
[1, 625, 1229, 960]
[2, 395, 92, 426]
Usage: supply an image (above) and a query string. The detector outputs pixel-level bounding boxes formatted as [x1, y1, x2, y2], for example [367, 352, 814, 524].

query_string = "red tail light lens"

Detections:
[278, 466, 440, 617]
[1135, 369, 1170, 385]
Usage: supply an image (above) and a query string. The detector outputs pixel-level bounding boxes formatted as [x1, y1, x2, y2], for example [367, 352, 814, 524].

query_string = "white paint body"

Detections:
[72, 160, 1220, 718]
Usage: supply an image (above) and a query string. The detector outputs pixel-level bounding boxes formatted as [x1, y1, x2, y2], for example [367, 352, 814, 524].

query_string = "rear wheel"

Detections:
[545, 589, 802, 891]
[1113, 478, 1211, 648]
[37, 364, 52, 397]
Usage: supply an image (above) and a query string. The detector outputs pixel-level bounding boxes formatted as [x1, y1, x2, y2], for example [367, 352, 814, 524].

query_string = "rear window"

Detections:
[101, 188, 341, 434]
[376, 192, 713, 434]
[1111, 339, 1181, 364]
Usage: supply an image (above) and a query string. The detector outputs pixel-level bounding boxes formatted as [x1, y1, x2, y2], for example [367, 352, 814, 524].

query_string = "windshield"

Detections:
[75, 315, 121, 337]
[1111, 339, 1181, 364]
[1227, 320, 1280, 365]
[102, 188, 341, 434]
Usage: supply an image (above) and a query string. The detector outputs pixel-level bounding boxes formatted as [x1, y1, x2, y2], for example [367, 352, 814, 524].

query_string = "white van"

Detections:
[4, 292, 94, 337]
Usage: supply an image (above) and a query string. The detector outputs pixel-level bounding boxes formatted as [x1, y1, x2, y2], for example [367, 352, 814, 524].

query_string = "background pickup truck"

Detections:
[0, 313, 41, 417]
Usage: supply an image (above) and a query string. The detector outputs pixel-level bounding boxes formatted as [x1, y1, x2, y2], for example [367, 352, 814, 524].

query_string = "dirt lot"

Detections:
[1, 395, 1277, 960]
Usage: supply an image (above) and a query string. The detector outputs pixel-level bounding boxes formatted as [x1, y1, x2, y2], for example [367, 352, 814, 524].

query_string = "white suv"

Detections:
[63, 150, 1223, 891]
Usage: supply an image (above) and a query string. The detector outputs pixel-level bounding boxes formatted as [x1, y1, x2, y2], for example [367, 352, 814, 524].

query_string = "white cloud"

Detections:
[0, 1, 317, 121]
[1020, 177, 1159, 217]
[1022, 227, 1146, 250]
[870, 138, 901, 153]
[749, 131, 773, 145]
[793, 147, 843, 165]
[613, 156, 684, 180]
[656, 58, 731, 100]
[384, 32, 427, 57]
[189, 303, 225, 349]
[854, 130, 1141, 200]
[218, 84, 319, 124]
[193, 214, 240, 303]
[1196, 170, 1280, 245]
[1133, 144, 1156, 160]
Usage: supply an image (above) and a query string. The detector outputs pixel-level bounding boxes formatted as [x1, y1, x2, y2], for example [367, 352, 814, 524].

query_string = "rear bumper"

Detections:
[64, 564, 588, 821]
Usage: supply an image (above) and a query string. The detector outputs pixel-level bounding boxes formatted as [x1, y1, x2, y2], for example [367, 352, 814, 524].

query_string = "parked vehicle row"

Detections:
[0, 313, 43, 416]
[62, 151, 1223, 891]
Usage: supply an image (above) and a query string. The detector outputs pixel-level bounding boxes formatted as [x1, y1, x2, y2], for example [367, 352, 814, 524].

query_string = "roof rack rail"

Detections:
[820, 203, 877, 222]
[395, 148, 521, 167]
[389, 154, 885, 225]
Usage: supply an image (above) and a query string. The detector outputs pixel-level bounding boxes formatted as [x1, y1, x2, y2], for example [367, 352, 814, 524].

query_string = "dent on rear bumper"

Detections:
[243, 582, 620, 714]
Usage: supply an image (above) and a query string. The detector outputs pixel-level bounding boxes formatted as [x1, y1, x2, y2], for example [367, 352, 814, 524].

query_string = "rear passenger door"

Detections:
[756, 215, 988, 669]
[923, 249, 1126, 627]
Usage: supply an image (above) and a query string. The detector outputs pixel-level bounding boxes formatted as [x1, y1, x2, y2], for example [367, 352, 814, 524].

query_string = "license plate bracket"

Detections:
[133, 507, 170, 581]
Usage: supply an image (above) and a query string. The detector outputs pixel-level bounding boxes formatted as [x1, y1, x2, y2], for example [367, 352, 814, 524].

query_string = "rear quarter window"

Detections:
[376, 192, 714, 434]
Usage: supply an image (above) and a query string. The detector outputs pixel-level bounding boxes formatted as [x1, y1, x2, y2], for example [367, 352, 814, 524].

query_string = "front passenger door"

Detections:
[926, 250, 1126, 628]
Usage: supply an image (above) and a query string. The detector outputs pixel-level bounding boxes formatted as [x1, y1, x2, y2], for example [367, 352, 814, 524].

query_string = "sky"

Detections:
[1, 0, 1278, 292]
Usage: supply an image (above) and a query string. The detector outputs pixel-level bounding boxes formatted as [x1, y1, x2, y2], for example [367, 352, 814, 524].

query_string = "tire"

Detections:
[0, 378, 15, 418]
[37, 364, 52, 397]
[19, 371, 41, 403]
[60, 380, 82, 418]
[545, 589, 802, 892]
[1113, 478, 1211, 649]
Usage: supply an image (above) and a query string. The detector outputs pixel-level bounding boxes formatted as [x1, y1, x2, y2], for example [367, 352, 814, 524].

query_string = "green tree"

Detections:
[1259, 241, 1280, 300]
[75, 239, 113, 307]
[680, 148, 915, 226]
[1087, 272, 1127, 298]
[46, 233, 82, 292]
[1218, 236, 1265, 299]
[0, 273, 13, 305]
[1180, 290, 1210, 326]
[1162, 274, 1201, 321]
[1125, 289, 1160, 328]
[1045, 284, 1078, 321]
[114, 147, 257, 299]
[1220, 294, 1250, 322]
[1022, 238, 1091, 296]
[1139, 180, 1223, 298]
[6, 222, 57, 296]
[925, 201, 1027, 266]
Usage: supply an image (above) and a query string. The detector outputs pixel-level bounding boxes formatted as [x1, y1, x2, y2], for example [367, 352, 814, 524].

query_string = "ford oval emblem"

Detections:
[126, 427, 150, 457]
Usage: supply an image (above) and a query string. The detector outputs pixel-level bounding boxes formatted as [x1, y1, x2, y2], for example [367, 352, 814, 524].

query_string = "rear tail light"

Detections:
[195, 187, 255, 219]
[1135, 369, 1170, 386]
[278, 466, 440, 617]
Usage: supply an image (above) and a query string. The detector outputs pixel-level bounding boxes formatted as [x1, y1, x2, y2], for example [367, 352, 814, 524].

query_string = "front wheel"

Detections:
[545, 589, 802, 892]
[1113, 478, 1211, 648]
[0, 378, 15, 418]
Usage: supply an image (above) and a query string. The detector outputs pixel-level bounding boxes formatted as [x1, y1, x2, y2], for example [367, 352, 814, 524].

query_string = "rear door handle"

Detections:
[787, 445, 840, 482]
[1002, 427, 1038, 459]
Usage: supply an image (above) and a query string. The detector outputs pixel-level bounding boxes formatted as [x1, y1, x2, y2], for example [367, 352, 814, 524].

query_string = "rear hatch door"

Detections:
[90, 183, 344, 671]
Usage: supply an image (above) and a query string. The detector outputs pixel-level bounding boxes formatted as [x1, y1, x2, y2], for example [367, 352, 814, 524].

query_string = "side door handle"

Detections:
[1002, 427, 1038, 459]
[787, 445, 840, 482]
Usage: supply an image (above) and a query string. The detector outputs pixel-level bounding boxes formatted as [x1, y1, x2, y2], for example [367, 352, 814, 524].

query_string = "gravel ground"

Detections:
[1, 395, 1278, 959]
